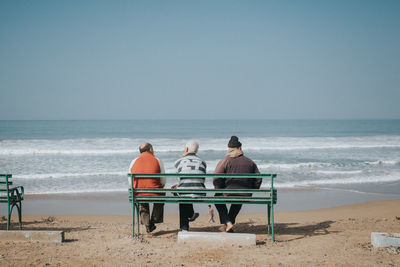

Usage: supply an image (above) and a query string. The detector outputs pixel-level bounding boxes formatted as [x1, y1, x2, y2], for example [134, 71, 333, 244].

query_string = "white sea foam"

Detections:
[364, 160, 399, 166]
[313, 170, 364, 175]
[27, 188, 127, 195]
[256, 160, 400, 171]
[14, 172, 125, 180]
[1, 135, 400, 155]
[275, 173, 400, 188]
[312, 187, 387, 195]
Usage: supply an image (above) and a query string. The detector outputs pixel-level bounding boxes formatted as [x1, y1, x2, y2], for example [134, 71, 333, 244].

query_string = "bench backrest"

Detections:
[0, 174, 12, 202]
[128, 173, 276, 191]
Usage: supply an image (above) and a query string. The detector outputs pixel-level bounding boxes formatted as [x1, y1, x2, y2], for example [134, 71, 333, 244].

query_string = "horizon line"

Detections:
[1, 118, 400, 121]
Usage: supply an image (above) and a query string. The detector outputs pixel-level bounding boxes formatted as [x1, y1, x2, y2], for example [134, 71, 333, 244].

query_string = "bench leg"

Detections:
[132, 203, 141, 237]
[16, 202, 22, 230]
[7, 205, 11, 231]
[132, 202, 136, 237]
[267, 204, 271, 234]
[270, 201, 275, 242]
[136, 203, 140, 235]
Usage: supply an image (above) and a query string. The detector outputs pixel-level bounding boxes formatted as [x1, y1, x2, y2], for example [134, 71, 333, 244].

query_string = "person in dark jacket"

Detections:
[213, 136, 261, 233]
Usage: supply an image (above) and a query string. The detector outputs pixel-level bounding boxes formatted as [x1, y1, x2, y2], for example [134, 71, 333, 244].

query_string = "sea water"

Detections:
[1, 120, 400, 196]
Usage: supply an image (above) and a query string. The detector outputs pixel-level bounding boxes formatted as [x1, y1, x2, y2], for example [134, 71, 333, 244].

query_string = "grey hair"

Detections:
[185, 140, 199, 154]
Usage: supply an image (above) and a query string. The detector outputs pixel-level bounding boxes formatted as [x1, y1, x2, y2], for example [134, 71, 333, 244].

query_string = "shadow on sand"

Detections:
[152, 220, 337, 242]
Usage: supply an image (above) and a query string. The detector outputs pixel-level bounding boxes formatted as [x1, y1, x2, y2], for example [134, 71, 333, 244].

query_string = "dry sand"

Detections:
[1, 199, 400, 266]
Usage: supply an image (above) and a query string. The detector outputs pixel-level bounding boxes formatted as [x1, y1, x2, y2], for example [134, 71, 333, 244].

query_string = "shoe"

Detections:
[146, 224, 156, 233]
[188, 212, 199, 222]
[218, 224, 227, 232]
[227, 229, 234, 233]
[225, 222, 234, 233]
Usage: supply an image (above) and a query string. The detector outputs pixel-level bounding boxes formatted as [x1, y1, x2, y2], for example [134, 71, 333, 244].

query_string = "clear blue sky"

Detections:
[1, 0, 399, 120]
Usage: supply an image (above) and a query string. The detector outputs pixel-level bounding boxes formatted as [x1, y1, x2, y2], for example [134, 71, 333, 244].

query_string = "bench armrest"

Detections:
[9, 186, 24, 201]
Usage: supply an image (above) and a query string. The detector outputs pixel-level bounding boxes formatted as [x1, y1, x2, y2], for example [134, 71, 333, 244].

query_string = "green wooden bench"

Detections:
[128, 173, 277, 241]
[0, 174, 24, 230]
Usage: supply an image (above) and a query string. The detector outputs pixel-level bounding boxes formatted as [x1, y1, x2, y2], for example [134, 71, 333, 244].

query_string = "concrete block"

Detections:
[371, 232, 400, 248]
[178, 231, 256, 246]
[0, 230, 64, 243]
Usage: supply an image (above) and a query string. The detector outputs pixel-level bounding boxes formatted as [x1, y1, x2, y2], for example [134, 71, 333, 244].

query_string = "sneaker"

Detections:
[188, 212, 199, 222]
[146, 224, 156, 233]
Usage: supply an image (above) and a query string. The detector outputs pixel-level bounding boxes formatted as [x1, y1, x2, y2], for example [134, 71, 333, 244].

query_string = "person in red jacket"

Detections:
[129, 142, 165, 233]
[213, 136, 261, 233]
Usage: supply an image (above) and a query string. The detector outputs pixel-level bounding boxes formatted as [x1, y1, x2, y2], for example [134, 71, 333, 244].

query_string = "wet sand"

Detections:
[14, 187, 400, 215]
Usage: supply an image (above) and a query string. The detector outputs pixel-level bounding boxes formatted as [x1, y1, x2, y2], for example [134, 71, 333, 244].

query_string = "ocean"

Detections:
[1, 120, 400, 197]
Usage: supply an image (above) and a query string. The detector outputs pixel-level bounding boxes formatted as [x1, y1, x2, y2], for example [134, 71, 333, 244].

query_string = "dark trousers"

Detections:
[139, 203, 164, 227]
[215, 204, 242, 225]
[179, 204, 194, 230]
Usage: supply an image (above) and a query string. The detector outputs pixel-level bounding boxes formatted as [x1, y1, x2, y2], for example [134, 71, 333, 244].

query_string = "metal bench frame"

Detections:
[0, 174, 24, 230]
[128, 173, 277, 241]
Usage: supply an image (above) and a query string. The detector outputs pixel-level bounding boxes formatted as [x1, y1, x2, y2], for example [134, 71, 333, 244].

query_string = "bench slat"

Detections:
[131, 195, 272, 200]
[130, 188, 273, 193]
[129, 173, 276, 178]
[132, 200, 272, 205]
[130, 196, 276, 204]
[0, 196, 21, 200]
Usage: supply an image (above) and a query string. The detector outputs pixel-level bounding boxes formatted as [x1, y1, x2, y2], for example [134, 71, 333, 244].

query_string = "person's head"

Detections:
[139, 142, 153, 154]
[228, 136, 242, 149]
[208, 205, 211, 208]
[184, 140, 199, 154]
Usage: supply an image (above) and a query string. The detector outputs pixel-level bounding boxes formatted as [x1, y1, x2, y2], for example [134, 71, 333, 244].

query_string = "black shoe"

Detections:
[188, 212, 199, 222]
[227, 229, 234, 233]
[146, 224, 156, 233]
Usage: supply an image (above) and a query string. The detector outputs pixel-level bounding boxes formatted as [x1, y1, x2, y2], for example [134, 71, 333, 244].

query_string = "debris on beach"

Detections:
[42, 216, 56, 223]
[386, 246, 400, 255]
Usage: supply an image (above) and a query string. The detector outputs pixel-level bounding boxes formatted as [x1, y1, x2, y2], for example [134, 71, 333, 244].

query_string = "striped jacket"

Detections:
[174, 153, 206, 196]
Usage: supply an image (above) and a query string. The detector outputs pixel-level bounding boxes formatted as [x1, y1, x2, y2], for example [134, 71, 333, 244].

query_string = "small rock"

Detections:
[386, 247, 400, 254]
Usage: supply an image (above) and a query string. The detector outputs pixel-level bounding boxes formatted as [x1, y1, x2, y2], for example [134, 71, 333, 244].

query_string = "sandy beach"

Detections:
[1, 199, 399, 266]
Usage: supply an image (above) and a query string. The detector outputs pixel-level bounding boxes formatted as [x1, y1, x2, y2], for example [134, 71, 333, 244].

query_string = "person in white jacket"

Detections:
[174, 140, 206, 231]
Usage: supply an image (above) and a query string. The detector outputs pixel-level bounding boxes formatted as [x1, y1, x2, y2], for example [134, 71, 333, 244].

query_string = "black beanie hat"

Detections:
[228, 136, 242, 148]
